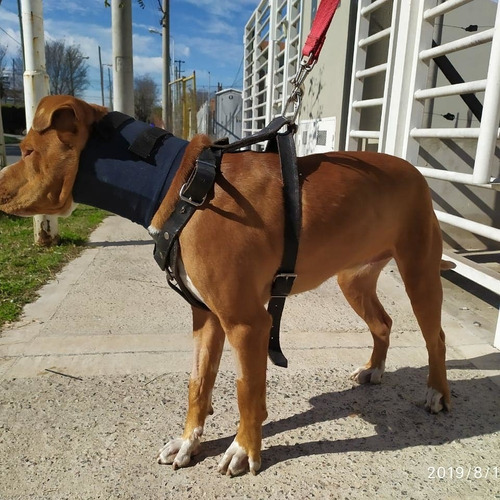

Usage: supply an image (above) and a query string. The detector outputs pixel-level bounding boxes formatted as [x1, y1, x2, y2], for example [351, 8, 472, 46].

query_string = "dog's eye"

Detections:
[22, 149, 34, 159]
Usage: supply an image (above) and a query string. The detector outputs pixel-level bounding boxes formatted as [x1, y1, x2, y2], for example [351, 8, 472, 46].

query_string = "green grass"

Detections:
[0, 206, 108, 328]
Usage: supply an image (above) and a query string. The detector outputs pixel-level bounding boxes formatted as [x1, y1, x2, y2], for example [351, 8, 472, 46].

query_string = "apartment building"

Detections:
[243, 0, 500, 347]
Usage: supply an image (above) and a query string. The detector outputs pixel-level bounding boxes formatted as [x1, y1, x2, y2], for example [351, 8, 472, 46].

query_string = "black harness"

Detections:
[77, 111, 300, 368]
[152, 116, 301, 368]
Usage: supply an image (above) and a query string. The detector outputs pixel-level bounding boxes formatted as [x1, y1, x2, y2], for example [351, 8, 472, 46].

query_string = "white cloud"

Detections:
[133, 55, 163, 76]
[0, 8, 23, 58]
[43, 19, 112, 68]
[182, 0, 259, 18]
[43, 0, 103, 16]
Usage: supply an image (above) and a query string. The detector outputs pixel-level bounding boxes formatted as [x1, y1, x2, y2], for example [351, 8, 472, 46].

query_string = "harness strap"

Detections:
[153, 147, 220, 308]
[167, 239, 208, 310]
[267, 125, 301, 368]
[219, 116, 290, 152]
[94, 111, 134, 139]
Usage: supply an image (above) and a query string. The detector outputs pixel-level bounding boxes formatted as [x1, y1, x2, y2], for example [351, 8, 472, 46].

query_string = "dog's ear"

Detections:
[32, 95, 108, 146]
[32, 96, 108, 134]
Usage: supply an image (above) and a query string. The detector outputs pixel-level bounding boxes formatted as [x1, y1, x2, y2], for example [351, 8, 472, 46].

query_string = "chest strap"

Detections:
[266, 124, 300, 368]
[153, 147, 220, 309]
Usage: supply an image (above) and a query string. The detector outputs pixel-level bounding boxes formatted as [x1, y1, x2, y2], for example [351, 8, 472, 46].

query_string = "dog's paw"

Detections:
[350, 361, 385, 385]
[425, 388, 450, 413]
[157, 427, 202, 469]
[217, 440, 260, 477]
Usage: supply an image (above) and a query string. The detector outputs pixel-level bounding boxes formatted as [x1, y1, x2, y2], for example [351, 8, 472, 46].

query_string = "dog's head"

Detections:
[0, 95, 107, 216]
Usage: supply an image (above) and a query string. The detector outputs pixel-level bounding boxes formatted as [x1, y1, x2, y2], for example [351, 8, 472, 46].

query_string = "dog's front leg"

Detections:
[217, 309, 271, 476]
[158, 307, 225, 468]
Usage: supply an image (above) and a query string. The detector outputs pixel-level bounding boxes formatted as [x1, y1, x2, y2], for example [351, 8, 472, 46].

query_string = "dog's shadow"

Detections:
[194, 355, 500, 471]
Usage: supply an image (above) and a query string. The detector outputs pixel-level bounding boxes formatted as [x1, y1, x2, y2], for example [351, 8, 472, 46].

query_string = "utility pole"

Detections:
[161, 0, 171, 131]
[20, 0, 58, 246]
[107, 66, 113, 109]
[98, 45, 105, 106]
[111, 0, 134, 115]
[174, 59, 185, 80]
[0, 61, 5, 168]
[0, 105, 5, 169]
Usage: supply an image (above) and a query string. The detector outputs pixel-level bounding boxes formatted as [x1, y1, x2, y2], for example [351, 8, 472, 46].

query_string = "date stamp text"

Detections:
[428, 466, 499, 480]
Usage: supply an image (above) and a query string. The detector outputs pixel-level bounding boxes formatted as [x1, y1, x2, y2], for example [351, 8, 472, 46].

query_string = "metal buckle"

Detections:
[282, 88, 303, 123]
[271, 272, 297, 298]
[281, 55, 315, 121]
[179, 183, 206, 207]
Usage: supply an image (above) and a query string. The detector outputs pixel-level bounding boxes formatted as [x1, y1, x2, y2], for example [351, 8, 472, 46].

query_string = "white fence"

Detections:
[346, 0, 500, 348]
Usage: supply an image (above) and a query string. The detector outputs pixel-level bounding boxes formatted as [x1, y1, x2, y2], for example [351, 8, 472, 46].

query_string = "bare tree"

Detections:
[45, 40, 90, 97]
[0, 44, 7, 101]
[134, 75, 158, 122]
[9, 51, 23, 105]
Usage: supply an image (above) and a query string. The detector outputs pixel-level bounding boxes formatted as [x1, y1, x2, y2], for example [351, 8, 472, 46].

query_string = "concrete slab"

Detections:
[0, 215, 499, 499]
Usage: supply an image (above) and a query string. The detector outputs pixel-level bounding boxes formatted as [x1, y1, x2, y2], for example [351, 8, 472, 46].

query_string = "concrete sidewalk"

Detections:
[1, 216, 499, 499]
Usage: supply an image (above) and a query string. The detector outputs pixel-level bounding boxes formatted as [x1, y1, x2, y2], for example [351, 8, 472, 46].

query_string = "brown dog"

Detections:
[0, 95, 453, 476]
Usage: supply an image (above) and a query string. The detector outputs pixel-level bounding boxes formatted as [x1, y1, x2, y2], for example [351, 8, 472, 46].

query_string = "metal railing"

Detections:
[346, 0, 500, 349]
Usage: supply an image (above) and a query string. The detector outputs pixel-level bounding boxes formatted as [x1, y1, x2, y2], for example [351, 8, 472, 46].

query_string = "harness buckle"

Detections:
[282, 56, 314, 121]
[178, 158, 216, 207]
[179, 183, 207, 207]
[270, 272, 297, 298]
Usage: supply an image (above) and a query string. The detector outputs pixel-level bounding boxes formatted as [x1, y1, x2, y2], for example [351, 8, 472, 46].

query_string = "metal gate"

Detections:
[346, 0, 500, 348]
[243, 0, 303, 146]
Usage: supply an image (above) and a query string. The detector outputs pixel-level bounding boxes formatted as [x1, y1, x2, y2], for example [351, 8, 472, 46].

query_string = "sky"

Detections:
[0, 0, 259, 105]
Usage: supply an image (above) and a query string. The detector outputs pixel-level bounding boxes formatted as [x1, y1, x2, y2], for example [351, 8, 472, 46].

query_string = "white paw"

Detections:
[350, 361, 385, 384]
[425, 388, 449, 413]
[217, 440, 260, 476]
[158, 427, 202, 469]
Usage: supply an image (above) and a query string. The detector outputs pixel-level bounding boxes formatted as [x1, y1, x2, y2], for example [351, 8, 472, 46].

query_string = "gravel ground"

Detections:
[1, 217, 499, 499]
[1, 365, 499, 499]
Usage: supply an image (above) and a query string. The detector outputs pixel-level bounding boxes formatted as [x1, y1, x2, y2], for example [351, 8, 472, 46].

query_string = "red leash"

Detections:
[302, 0, 341, 65]
[282, 0, 341, 119]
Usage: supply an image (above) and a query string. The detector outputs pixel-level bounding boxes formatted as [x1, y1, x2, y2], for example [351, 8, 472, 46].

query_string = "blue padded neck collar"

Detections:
[74, 114, 188, 228]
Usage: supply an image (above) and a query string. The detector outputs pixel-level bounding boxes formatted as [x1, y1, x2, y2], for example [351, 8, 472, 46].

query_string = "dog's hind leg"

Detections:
[217, 306, 271, 476]
[158, 307, 225, 468]
[337, 258, 393, 385]
[394, 219, 450, 413]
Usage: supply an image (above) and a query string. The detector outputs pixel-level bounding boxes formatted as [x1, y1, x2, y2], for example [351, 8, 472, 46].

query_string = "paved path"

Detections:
[0, 216, 499, 499]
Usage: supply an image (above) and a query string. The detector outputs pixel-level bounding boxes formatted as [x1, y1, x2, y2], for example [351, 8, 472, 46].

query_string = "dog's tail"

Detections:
[440, 259, 456, 271]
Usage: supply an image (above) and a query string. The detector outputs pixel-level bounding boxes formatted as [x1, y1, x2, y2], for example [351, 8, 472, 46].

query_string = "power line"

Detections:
[0, 26, 22, 46]
[231, 55, 244, 89]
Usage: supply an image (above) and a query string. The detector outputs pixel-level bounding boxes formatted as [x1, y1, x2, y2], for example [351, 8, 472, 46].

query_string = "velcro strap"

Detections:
[129, 127, 172, 160]
[94, 111, 134, 140]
